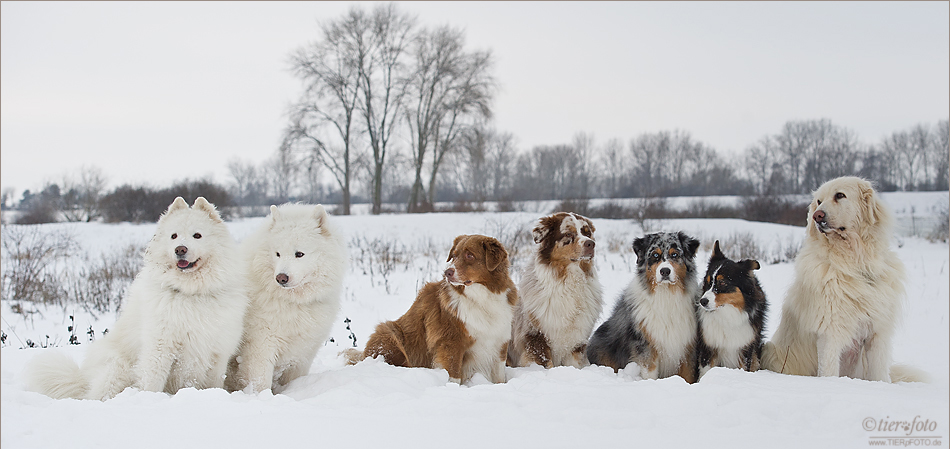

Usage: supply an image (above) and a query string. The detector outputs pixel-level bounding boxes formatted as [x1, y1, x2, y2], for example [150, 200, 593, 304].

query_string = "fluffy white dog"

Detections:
[225, 204, 348, 393]
[762, 177, 921, 382]
[25, 197, 249, 400]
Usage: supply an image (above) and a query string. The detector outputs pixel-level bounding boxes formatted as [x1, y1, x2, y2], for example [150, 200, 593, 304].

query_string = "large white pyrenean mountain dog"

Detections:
[25, 197, 249, 400]
[762, 176, 924, 382]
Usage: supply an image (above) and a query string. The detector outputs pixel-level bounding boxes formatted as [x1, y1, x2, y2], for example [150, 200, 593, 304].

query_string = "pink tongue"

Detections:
[177, 260, 190, 268]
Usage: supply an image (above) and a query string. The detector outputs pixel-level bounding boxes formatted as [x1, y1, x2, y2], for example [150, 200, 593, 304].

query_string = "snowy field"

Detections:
[2, 195, 948, 448]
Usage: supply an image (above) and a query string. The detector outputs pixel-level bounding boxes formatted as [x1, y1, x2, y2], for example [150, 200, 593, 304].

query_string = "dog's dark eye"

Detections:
[465, 252, 475, 261]
[193, 233, 202, 239]
[295, 251, 304, 258]
[816, 200, 822, 206]
[835, 192, 846, 200]
[171, 233, 177, 239]
[276, 252, 281, 258]
[670, 251, 679, 259]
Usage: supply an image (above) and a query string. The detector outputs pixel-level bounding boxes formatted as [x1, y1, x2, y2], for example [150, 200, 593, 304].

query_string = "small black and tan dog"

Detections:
[696, 240, 768, 379]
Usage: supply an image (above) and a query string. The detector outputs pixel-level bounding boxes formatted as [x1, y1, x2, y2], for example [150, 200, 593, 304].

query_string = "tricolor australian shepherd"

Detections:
[696, 240, 767, 379]
[508, 212, 604, 368]
[348, 235, 517, 384]
[587, 231, 701, 383]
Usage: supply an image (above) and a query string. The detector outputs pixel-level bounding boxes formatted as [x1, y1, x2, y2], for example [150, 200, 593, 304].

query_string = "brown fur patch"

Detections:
[715, 291, 746, 310]
[524, 332, 552, 368]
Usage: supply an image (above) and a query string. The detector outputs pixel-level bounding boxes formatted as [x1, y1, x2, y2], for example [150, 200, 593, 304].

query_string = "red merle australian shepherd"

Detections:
[508, 212, 604, 368]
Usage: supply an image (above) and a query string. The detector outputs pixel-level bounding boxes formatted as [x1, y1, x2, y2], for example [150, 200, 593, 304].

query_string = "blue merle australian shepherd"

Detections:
[587, 231, 700, 383]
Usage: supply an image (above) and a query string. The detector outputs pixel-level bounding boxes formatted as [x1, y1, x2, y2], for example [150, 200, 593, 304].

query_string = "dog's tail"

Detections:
[341, 348, 365, 366]
[890, 364, 930, 383]
[23, 350, 89, 399]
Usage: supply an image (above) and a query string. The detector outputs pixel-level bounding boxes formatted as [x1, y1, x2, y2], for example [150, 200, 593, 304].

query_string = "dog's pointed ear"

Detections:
[484, 238, 509, 272]
[313, 204, 328, 228]
[448, 235, 466, 262]
[739, 259, 761, 273]
[532, 217, 552, 244]
[710, 240, 725, 262]
[166, 197, 189, 214]
[193, 197, 223, 223]
[268, 205, 281, 228]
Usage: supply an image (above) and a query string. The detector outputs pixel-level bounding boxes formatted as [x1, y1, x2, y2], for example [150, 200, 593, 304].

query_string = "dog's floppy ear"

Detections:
[738, 259, 761, 273]
[710, 240, 726, 262]
[860, 180, 887, 226]
[632, 235, 649, 262]
[531, 220, 549, 244]
[193, 197, 223, 223]
[578, 214, 596, 236]
[532, 216, 556, 244]
[484, 238, 509, 272]
[448, 235, 466, 262]
[679, 232, 700, 259]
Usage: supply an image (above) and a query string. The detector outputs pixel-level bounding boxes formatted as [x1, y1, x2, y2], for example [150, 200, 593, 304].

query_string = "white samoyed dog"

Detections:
[25, 197, 249, 400]
[225, 203, 348, 393]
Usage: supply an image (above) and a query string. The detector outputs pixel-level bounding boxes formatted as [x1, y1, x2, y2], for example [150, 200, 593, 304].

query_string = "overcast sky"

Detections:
[2, 1, 948, 197]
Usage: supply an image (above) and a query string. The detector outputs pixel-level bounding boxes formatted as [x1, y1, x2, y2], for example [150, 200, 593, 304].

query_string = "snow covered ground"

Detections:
[2, 201, 948, 448]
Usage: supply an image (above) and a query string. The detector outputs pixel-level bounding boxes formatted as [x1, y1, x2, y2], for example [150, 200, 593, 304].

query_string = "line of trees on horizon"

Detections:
[2, 3, 948, 224]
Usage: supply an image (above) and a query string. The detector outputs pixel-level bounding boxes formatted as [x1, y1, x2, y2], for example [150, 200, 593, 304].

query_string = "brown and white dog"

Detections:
[508, 212, 604, 368]
[347, 234, 517, 384]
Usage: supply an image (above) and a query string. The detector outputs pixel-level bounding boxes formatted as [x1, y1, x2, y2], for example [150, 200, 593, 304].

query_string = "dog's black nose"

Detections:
[175, 245, 188, 256]
[660, 267, 671, 277]
[276, 273, 289, 285]
[444, 267, 455, 278]
[813, 210, 826, 223]
[700, 297, 709, 307]
[584, 240, 595, 250]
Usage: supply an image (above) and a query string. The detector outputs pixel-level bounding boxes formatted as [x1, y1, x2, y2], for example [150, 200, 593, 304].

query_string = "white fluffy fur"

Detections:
[25, 197, 249, 400]
[698, 306, 755, 370]
[225, 203, 347, 393]
[446, 283, 514, 384]
[511, 257, 603, 367]
[762, 177, 909, 382]
[628, 278, 698, 379]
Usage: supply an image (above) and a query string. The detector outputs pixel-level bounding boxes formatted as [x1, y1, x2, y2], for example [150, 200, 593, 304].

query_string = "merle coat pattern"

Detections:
[587, 232, 701, 383]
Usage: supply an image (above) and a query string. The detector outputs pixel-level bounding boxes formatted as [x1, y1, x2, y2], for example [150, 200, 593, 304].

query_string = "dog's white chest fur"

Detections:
[699, 306, 755, 369]
[520, 259, 603, 363]
[629, 281, 697, 377]
[448, 284, 513, 383]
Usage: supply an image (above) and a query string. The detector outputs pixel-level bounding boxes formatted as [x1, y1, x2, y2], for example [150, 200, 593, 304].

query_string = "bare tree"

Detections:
[932, 120, 949, 190]
[60, 166, 107, 222]
[268, 141, 298, 203]
[284, 17, 364, 215]
[403, 25, 495, 212]
[353, 4, 416, 215]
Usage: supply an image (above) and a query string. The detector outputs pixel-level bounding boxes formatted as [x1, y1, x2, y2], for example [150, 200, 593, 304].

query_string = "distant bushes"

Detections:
[554, 195, 810, 227]
[100, 180, 232, 223]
